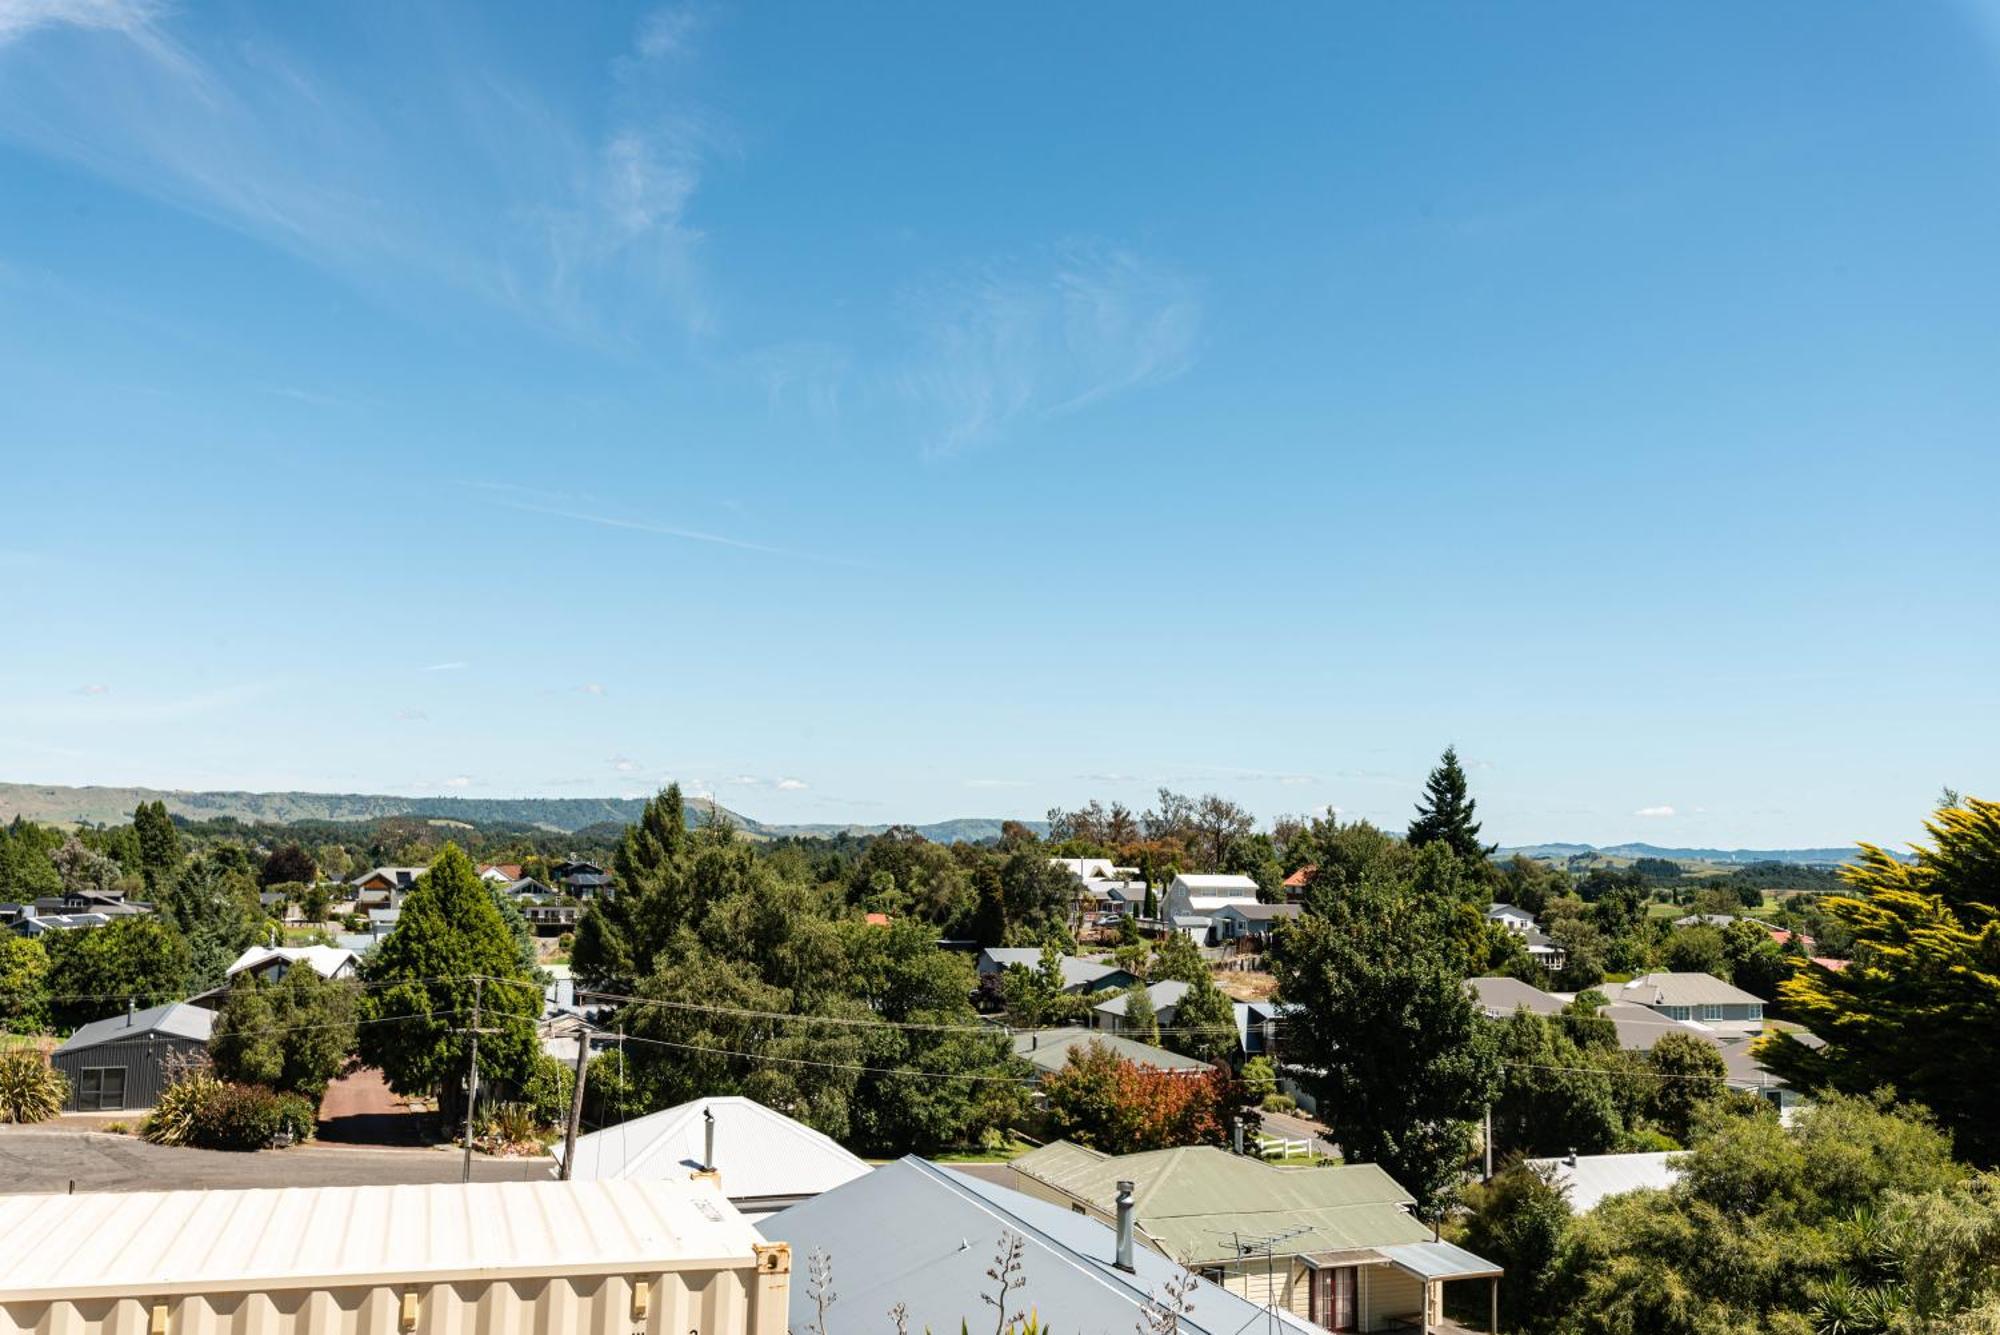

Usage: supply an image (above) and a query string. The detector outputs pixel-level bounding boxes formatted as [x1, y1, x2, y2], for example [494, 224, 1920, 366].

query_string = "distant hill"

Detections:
[0, 781, 1028, 844]
[1503, 840, 1864, 868]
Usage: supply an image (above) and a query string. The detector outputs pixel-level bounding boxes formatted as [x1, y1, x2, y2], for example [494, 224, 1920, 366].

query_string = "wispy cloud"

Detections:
[1634, 805, 1677, 818]
[896, 244, 1201, 456]
[0, 0, 157, 46]
[578, 682, 607, 696]
[421, 661, 467, 673]
[442, 775, 472, 790]
[0, 2, 723, 337]
[775, 777, 808, 791]
[610, 756, 641, 773]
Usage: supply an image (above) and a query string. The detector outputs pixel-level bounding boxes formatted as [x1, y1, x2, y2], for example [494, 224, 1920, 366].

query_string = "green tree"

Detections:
[1272, 877, 1500, 1214]
[1660, 925, 1727, 978]
[358, 845, 539, 1116]
[161, 855, 264, 991]
[51, 834, 122, 895]
[1407, 746, 1496, 864]
[43, 917, 193, 1029]
[0, 820, 64, 899]
[1455, 1164, 1574, 1335]
[132, 800, 185, 892]
[212, 969, 359, 1098]
[1150, 931, 1208, 985]
[0, 936, 50, 1033]
[260, 844, 316, 888]
[570, 784, 690, 991]
[1719, 919, 1791, 1001]
[1643, 1031, 1727, 1145]
[1489, 1010, 1622, 1159]
[1119, 980, 1159, 1046]
[1761, 795, 2000, 1163]
[1165, 968, 1238, 1065]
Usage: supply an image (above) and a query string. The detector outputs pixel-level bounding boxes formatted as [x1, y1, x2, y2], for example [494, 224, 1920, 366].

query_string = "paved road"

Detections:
[0, 1129, 554, 1194]
[1255, 1108, 1341, 1161]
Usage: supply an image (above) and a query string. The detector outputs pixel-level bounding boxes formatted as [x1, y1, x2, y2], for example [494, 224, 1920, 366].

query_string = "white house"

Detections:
[1486, 903, 1538, 934]
[554, 1095, 872, 1222]
[1162, 873, 1260, 920]
[1525, 1151, 1683, 1212]
[1618, 972, 1765, 1034]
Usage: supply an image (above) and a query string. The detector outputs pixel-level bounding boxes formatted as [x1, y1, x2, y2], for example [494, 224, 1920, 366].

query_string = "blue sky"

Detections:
[2, 1, 1996, 848]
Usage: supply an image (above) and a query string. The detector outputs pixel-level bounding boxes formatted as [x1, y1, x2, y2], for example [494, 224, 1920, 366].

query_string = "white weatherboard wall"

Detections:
[0, 1179, 791, 1335]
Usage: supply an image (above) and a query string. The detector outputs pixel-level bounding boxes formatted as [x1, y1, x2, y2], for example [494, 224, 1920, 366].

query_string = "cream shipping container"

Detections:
[0, 1177, 791, 1335]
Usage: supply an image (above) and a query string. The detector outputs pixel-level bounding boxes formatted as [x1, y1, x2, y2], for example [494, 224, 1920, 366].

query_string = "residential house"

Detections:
[762, 1157, 1325, 1335]
[1465, 976, 1566, 1019]
[1235, 1000, 1282, 1057]
[347, 866, 425, 909]
[1212, 900, 1303, 944]
[1009, 1028, 1213, 1079]
[552, 858, 615, 898]
[1091, 980, 1189, 1033]
[1170, 914, 1216, 944]
[477, 863, 524, 884]
[1162, 873, 1261, 921]
[975, 948, 1137, 995]
[1486, 904, 1565, 971]
[1485, 904, 1538, 934]
[1050, 857, 1125, 882]
[1282, 865, 1315, 898]
[9, 909, 110, 937]
[227, 944, 359, 985]
[1524, 1151, 1683, 1213]
[555, 1095, 872, 1222]
[34, 889, 151, 919]
[1002, 1141, 1502, 1333]
[51, 1002, 215, 1112]
[1618, 972, 1765, 1033]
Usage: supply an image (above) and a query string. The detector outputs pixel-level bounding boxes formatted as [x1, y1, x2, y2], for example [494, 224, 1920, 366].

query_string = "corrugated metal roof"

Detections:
[1009, 1029, 1213, 1075]
[0, 1179, 762, 1302]
[1091, 980, 1189, 1017]
[1375, 1240, 1502, 1281]
[1465, 976, 1565, 1017]
[224, 944, 358, 979]
[556, 1096, 872, 1205]
[55, 1001, 214, 1054]
[1620, 972, 1764, 1007]
[1006, 1143, 1430, 1261]
[1524, 1152, 1684, 1212]
[762, 1158, 1323, 1335]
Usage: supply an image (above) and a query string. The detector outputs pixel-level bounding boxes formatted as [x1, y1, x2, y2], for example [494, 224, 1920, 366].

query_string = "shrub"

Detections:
[146, 1070, 223, 1146]
[0, 1049, 67, 1123]
[519, 1054, 574, 1129]
[272, 1093, 317, 1144]
[486, 1101, 539, 1147]
[101, 1120, 132, 1135]
[1261, 1093, 1297, 1113]
[191, 1082, 284, 1151]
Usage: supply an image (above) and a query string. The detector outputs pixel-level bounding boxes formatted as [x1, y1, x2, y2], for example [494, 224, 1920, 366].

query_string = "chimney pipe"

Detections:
[1114, 1181, 1136, 1272]
[1232, 1117, 1244, 1156]
[1566, 1148, 1578, 1167]
[704, 1106, 717, 1173]
[126, 998, 135, 1028]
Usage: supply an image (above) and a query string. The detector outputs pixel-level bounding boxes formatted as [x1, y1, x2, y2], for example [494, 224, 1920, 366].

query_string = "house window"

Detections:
[1697, 1004, 1724, 1021]
[1664, 1006, 1691, 1021]
[78, 1066, 127, 1111]
[1749, 1005, 1764, 1020]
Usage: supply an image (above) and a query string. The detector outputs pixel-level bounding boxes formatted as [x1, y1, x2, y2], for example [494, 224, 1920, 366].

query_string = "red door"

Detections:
[1311, 1268, 1358, 1332]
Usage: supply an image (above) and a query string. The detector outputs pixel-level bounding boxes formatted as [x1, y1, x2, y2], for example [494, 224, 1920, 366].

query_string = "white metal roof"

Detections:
[224, 944, 359, 980]
[555, 1096, 871, 1206]
[1524, 1152, 1684, 1212]
[1170, 873, 1260, 892]
[0, 1179, 762, 1302]
[1621, 972, 1764, 1008]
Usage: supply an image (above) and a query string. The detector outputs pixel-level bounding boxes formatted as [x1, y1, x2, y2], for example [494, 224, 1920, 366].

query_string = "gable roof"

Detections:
[1215, 901, 1303, 923]
[978, 949, 1131, 991]
[1282, 865, 1315, 889]
[1621, 972, 1764, 1008]
[555, 1096, 871, 1211]
[1597, 1001, 1707, 1050]
[1090, 980, 1190, 1018]
[1486, 903, 1536, 921]
[1466, 975, 1565, 1017]
[761, 1158, 1322, 1335]
[55, 1001, 215, 1053]
[1009, 1028, 1212, 1076]
[224, 944, 358, 981]
[1171, 873, 1261, 893]
[1006, 1142, 1432, 1262]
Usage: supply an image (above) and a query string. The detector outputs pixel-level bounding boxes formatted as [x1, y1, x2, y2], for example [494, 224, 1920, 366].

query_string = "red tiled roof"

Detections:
[1810, 956, 1849, 972]
[1282, 865, 1316, 889]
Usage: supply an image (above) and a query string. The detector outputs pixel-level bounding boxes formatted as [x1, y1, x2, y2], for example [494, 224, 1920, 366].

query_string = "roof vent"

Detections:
[1114, 1180, 1136, 1273]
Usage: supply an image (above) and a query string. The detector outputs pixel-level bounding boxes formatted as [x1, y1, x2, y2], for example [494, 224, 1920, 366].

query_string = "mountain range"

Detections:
[0, 781, 1865, 863]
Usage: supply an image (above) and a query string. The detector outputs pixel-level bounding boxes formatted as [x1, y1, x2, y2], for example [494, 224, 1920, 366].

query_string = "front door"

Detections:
[1311, 1267, 1358, 1332]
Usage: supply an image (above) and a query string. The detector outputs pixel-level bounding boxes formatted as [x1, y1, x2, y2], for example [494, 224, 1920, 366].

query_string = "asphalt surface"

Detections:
[0, 1129, 555, 1194]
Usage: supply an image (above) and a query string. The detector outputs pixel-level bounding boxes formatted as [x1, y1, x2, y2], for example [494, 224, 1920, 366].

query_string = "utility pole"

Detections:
[1483, 1102, 1494, 1181]
[457, 977, 501, 1185]
[559, 993, 591, 1181]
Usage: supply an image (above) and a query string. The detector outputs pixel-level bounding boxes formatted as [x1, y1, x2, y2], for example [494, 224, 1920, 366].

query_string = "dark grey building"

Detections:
[51, 1002, 215, 1113]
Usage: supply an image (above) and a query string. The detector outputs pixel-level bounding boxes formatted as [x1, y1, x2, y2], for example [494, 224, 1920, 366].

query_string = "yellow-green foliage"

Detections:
[144, 1069, 223, 1146]
[1759, 797, 2000, 1162]
[0, 1049, 67, 1123]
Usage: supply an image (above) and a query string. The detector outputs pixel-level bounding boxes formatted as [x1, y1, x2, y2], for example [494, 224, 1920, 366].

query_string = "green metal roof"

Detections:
[1008, 1143, 1434, 1262]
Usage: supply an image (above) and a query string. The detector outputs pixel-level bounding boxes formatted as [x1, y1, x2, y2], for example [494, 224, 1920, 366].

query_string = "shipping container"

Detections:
[0, 1178, 791, 1335]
